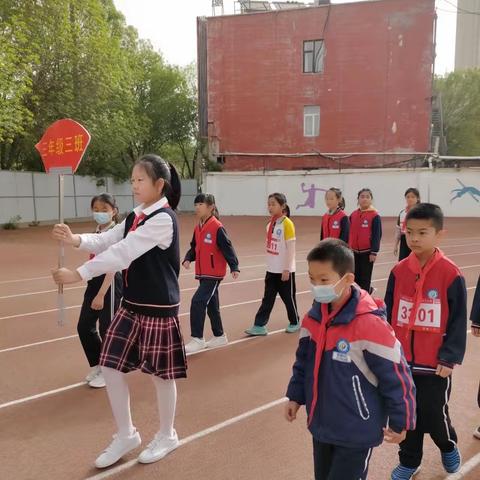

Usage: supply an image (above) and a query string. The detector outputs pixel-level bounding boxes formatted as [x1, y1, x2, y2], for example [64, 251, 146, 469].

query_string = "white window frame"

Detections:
[304, 106, 320, 137]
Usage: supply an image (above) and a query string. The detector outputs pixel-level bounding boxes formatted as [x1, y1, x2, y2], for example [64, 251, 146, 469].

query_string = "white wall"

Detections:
[0, 171, 197, 224]
[203, 168, 480, 217]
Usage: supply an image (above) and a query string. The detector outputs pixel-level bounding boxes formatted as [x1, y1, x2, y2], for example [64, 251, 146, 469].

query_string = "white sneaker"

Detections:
[185, 337, 206, 354]
[138, 430, 179, 464]
[88, 372, 106, 388]
[205, 334, 228, 348]
[95, 430, 141, 468]
[86, 365, 101, 382]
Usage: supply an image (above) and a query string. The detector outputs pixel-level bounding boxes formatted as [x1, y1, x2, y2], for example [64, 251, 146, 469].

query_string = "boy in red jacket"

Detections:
[385, 203, 467, 479]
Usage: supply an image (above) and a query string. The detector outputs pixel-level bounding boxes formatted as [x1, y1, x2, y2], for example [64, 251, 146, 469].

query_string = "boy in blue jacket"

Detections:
[285, 239, 416, 480]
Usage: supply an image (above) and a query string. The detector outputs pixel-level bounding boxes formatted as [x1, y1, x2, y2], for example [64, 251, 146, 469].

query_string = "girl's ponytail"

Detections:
[283, 204, 291, 218]
[166, 163, 181, 210]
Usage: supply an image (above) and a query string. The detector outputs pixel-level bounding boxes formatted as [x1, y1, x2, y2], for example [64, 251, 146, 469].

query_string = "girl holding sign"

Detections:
[52, 155, 186, 468]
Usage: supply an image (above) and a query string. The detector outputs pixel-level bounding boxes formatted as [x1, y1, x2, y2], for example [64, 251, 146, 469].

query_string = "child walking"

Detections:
[469, 274, 480, 439]
[245, 193, 299, 336]
[394, 188, 421, 261]
[320, 187, 349, 242]
[182, 193, 240, 354]
[349, 188, 382, 293]
[286, 239, 416, 480]
[79, 193, 123, 388]
[385, 203, 466, 479]
[52, 154, 187, 469]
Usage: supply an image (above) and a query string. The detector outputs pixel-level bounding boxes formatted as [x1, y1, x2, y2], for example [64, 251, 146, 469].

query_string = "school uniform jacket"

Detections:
[77, 197, 180, 317]
[469, 274, 480, 327]
[320, 209, 350, 242]
[349, 208, 382, 255]
[184, 216, 239, 280]
[286, 286, 416, 448]
[385, 249, 467, 374]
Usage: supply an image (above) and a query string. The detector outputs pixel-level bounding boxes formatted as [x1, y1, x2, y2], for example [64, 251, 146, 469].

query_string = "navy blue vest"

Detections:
[122, 207, 180, 317]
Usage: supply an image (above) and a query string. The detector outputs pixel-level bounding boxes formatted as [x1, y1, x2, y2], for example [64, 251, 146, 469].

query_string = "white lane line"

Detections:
[0, 274, 473, 352]
[85, 397, 288, 480]
[375, 250, 480, 267]
[0, 285, 85, 300]
[0, 275, 52, 285]
[2, 238, 480, 287]
[444, 452, 480, 479]
[0, 329, 287, 409]
[0, 335, 79, 353]
[5, 242, 480, 300]
[0, 304, 82, 321]
[0, 274, 300, 321]
[1, 284, 478, 406]
[0, 382, 86, 410]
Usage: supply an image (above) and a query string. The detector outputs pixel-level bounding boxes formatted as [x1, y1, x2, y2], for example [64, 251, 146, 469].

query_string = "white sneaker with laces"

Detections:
[138, 430, 179, 464]
[95, 430, 141, 469]
[185, 337, 206, 354]
[206, 334, 228, 348]
[86, 365, 101, 382]
[88, 372, 106, 388]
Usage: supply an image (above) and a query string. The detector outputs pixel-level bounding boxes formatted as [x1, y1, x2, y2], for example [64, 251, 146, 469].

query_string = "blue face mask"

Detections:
[93, 212, 112, 225]
[311, 277, 345, 304]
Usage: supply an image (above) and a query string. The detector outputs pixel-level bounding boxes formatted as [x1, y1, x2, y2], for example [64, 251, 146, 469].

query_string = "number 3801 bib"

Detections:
[396, 297, 442, 332]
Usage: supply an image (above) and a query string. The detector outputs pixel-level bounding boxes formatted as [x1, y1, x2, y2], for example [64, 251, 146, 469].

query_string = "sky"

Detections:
[113, 0, 459, 75]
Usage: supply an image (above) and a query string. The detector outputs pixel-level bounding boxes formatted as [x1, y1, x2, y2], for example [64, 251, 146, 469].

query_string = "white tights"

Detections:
[102, 366, 176, 438]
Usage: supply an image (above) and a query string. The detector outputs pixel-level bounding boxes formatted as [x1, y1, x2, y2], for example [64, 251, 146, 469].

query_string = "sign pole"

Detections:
[35, 118, 91, 327]
[58, 173, 65, 326]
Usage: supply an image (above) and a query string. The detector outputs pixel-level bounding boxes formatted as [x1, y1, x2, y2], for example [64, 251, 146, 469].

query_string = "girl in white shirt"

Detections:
[52, 155, 186, 469]
[245, 193, 299, 336]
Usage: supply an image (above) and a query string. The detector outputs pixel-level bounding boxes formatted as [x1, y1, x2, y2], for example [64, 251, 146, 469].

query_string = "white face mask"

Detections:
[311, 277, 345, 304]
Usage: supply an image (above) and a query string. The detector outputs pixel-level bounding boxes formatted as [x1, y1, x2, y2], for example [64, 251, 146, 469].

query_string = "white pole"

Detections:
[58, 174, 65, 326]
[110, 275, 115, 322]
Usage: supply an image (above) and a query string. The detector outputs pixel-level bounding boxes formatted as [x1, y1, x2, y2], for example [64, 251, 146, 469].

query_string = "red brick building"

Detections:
[197, 0, 436, 171]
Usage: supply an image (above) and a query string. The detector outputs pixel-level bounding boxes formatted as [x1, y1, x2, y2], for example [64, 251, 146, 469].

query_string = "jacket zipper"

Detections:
[210, 253, 215, 269]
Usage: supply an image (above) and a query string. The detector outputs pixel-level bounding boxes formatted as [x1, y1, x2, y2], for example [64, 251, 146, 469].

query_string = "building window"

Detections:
[304, 106, 320, 137]
[303, 39, 325, 73]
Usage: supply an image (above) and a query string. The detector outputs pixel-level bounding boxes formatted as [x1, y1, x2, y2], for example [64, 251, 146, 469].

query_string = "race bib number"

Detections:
[266, 239, 279, 255]
[397, 298, 441, 330]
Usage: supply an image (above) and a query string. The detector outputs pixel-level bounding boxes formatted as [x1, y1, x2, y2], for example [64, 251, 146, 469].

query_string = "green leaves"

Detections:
[0, 0, 198, 179]
[435, 70, 480, 156]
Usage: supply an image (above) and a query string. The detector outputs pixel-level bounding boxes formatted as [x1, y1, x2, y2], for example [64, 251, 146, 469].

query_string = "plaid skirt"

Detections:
[100, 307, 187, 379]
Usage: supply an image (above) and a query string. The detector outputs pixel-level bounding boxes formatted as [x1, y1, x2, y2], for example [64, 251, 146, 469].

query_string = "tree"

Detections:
[0, 0, 199, 180]
[435, 70, 480, 156]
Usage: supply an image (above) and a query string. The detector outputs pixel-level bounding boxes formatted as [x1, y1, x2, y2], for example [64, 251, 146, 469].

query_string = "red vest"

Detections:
[194, 216, 227, 279]
[321, 209, 347, 239]
[349, 209, 378, 252]
[390, 250, 461, 369]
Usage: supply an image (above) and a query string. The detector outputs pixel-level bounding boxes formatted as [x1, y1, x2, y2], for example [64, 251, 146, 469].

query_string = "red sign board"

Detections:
[35, 119, 91, 174]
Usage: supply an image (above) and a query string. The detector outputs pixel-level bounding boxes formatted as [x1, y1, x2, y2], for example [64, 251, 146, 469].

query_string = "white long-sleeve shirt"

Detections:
[77, 197, 173, 281]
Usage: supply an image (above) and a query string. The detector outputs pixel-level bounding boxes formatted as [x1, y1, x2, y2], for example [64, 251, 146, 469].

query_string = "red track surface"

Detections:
[0, 216, 479, 479]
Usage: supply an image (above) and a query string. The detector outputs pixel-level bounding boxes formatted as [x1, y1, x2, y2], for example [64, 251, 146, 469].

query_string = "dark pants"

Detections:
[77, 275, 122, 367]
[254, 272, 299, 327]
[354, 252, 374, 292]
[399, 234, 411, 261]
[399, 374, 458, 468]
[190, 279, 223, 338]
[313, 439, 372, 480]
